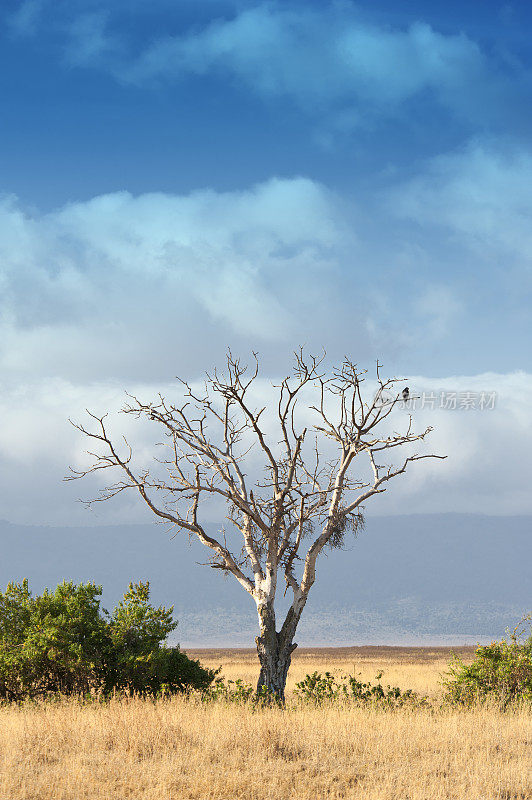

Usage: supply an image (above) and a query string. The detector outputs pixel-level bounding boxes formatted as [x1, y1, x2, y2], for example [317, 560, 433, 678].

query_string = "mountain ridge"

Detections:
[1, 514, 529, 645]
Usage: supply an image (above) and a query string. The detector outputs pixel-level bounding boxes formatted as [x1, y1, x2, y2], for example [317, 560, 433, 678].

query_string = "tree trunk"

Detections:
[255, 601, 300, 702]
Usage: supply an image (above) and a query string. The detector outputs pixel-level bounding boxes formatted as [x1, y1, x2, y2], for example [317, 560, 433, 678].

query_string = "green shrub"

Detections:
[0, 579, 216, 700]
[294, 671, 339, 702]
[294, 670, 423, 706]
[0, 579, 109, 700]
[203, 677, 257, 703]
[443, 616, 532, 707]
[202, 678, 279, 706]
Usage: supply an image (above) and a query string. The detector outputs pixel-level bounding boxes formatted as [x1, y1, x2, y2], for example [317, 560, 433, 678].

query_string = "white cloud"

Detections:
[414, 285, 462, 338]
[0, 178, 360, 383]
[118, 5, 486, 124]
[0, 174, 483, 396]
[389, 141, 532, 263]
[63, 12, 118, 67]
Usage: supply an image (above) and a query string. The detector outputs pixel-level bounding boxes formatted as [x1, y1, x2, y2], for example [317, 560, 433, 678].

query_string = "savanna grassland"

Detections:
[1, 646, 530, 800]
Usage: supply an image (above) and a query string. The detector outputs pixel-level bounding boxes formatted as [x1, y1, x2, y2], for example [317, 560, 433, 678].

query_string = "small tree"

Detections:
[0, 579, 215, 700]
[106, 581, 215, 694]
[68, 352, 444, 700]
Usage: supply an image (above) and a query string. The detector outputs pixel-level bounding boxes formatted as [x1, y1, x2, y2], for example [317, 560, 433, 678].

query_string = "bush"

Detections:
[203, 678, 257, 703]
[202, 677, 277, 705]
[0, 579, 216, 700]
[294, 670, 423, 706]
[443, 616, 532, 707]
[0, 579, 109, 700]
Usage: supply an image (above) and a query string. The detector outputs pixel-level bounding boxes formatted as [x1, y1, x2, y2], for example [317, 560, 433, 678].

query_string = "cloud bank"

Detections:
[0, 369, 530, 526]
[0, 177, 363, 383]
[1, 144, 532, 524]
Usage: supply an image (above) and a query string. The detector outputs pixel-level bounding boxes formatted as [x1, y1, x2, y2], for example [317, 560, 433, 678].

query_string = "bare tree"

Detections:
[67, 351, 445, 700]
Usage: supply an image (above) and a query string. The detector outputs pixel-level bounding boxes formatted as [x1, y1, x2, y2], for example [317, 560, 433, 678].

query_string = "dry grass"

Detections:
[186, 645, 478, 697]
[1, 647, 530, 800]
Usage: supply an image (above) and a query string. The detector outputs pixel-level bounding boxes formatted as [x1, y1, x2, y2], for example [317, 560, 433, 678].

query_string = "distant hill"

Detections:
[1, 514, 529, 646]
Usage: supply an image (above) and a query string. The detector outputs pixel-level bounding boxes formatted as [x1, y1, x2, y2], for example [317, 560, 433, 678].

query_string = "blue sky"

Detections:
[4, 0, 532, 211]
[1, 1, 532, 524]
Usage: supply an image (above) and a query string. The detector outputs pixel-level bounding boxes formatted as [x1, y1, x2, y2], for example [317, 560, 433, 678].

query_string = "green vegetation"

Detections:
[203, 677, 277, 705]
[0, 579, 216, 700]
[200, 671, 424, 708]
[294, 670, 423, 706]
[443, 616, 532, 707]
[2, 582, 530, 712]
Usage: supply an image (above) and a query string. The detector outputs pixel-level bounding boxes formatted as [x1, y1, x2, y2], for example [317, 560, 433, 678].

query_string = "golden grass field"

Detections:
[1, 646, 530, 800]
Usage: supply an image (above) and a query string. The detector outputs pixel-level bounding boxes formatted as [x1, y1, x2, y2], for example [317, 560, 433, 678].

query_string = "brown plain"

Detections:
[1, 646, 530, 800]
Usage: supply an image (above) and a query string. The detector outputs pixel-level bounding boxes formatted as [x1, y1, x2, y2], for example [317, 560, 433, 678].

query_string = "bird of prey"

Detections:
[402, 387, 410, 402]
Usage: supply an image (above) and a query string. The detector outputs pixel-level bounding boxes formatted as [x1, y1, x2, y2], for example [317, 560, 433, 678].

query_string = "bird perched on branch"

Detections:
[402, 387, 410, 402]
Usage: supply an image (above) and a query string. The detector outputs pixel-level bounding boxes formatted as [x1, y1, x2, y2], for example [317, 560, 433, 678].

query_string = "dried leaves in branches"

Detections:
[327, 506, 365, 549]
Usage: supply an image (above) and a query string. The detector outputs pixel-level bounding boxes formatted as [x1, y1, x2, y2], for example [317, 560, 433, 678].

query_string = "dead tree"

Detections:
[67, 352, 445, 700]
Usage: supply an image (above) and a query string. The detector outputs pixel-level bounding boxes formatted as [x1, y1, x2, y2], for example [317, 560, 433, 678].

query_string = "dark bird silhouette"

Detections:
[402, 387, 410, 402]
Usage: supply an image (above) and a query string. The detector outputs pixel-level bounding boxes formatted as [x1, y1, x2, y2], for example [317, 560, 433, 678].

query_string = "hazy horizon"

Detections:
[2, 513, 528, 646]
